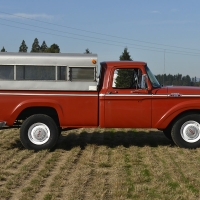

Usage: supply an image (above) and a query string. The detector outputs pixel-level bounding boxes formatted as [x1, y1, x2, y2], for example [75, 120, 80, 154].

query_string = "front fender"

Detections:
[7, 99, 65, 126]
[154, 100, 200, 129]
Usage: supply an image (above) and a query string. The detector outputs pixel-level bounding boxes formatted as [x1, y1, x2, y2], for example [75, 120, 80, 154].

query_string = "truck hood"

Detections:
[167, 86, 200, 95]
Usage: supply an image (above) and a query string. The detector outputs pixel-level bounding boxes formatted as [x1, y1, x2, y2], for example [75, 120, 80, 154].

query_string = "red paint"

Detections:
[1, 61, 200, 131]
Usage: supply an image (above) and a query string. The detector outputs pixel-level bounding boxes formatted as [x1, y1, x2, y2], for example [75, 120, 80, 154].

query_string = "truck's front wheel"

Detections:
[20, 114, 59, 150]
[171, 114, 200, 148]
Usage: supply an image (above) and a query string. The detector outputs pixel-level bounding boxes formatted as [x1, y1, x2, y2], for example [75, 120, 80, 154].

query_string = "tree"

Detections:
[1, 46, 6, 52]
[84, 48, 92, 54]
[155, 73, 192, 86]
[19, 40, 28, 52]
[40, 41, 48, 52]
[45, 43, 60, 53]
[115, 48, 133, 88]
[183, 75, 191, 86]
[119, 47, 132, 61]
[115, 68, 136, 88]
[31, 38, 40, 52]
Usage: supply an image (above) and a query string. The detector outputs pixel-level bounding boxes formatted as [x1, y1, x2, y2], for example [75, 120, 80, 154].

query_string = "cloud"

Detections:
[0, 13, 54, 20]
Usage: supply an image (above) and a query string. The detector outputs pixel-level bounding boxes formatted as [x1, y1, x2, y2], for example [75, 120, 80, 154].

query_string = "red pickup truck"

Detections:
[0, 52, 200, 150]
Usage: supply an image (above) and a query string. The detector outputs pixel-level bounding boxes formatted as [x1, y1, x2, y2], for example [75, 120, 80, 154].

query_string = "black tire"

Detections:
[171, 114, 200, 149]
[163, 127, 173, 141]
[58, 127, 62, 136]
[20, 114, 59, 150]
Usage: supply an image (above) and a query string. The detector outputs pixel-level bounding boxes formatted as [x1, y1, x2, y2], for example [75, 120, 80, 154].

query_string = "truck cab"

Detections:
[99, 61, 152, 128]
[99, 61, 200, 149]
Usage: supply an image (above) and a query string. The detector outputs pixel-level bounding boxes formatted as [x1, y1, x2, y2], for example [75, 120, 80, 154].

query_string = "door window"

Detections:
[112, 68, 142, 89]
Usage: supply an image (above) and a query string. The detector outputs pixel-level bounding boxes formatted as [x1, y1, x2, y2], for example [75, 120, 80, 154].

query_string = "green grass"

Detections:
[0, 128, 200, 200]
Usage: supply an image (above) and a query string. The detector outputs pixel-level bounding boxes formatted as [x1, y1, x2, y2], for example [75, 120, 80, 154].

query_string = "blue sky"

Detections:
[0, 0, 200, 77]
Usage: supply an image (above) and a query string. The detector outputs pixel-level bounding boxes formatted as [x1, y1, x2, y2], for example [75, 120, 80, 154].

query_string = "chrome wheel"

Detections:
[28, 123, 50, 145]
[180, 120, 200, 143]
[20, 114, 59, 150]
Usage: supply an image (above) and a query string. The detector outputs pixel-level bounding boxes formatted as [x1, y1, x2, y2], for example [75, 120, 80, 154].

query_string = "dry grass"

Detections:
[0, 128, 200, 200]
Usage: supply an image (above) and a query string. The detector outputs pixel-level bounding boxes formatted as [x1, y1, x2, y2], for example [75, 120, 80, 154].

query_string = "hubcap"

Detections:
[180, 120, 200, 143]
[28, 123, 50, 145]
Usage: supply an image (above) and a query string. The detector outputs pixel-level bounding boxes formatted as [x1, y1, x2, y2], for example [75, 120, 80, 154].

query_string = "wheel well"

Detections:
[17, 107, 60, 126]
[166, 109, 200, 130]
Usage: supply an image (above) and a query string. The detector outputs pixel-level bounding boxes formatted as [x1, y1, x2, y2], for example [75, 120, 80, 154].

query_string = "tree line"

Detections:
[1, 39, 93, 54]
[155, 74, 200, 87]
[1, 38, 60, 53]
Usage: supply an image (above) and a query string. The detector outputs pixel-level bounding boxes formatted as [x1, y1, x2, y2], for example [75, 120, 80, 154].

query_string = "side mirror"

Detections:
[141, 74, 148, 89]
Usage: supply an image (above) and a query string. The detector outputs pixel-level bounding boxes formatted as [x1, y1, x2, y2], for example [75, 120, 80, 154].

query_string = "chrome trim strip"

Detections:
[103, 94, 166, 97]
[0, 93, 200, 98]
[104, 94, 152, 97]
[153, 95, 168, 97]
[0, 93, 98, 97]
[101, 94, 200, 97]
[176, 95, 200, 97]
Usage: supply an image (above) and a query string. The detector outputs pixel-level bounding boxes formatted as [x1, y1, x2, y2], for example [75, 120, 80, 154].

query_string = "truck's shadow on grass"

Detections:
[56, 130, 175, 151]
[9, 130, 175, 151]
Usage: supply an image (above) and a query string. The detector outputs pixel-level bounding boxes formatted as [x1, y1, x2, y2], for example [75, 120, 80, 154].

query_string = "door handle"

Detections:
[107, 91, 118, 94]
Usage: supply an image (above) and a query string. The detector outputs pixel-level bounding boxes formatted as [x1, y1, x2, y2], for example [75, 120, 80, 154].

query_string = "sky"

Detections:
[0, 0, 200, 78]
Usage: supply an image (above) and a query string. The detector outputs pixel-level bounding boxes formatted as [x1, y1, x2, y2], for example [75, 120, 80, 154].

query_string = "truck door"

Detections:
[104, 67, 151, 128]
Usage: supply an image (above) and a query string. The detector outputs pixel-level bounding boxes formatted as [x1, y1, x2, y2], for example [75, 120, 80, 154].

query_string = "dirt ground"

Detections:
[1, 128, 200, 200]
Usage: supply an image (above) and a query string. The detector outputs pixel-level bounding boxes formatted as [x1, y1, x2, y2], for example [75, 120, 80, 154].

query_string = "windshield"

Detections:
[145, 66, 161, 88]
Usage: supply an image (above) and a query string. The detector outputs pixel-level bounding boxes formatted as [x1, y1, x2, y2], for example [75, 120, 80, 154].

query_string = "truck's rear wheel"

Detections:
[20, 114, 59, 150]
[163, 126, 173, 141]
[171, 114, 200, 148]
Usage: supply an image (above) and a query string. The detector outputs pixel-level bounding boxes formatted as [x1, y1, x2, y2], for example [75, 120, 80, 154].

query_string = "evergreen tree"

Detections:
[31, 38, 40, 52]
[1, 46, 6, 52]
[119, 47, 132, 61]
[184, 75, 191, 86]
[115, 48, 133, 88]
[45, 43, 60, 53]
[115, 69, 135, 88]
[19, 40, 28, 52]
[84, 48, 92, 54]
[40, 41, 48, 52]
[155, 73, 192, 86]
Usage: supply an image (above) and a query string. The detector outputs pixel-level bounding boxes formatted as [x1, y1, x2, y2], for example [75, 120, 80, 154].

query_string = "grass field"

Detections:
[1, 128, 200, 200]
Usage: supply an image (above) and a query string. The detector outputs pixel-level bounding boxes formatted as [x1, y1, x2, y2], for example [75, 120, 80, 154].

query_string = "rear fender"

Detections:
[7, 99, 64, 126]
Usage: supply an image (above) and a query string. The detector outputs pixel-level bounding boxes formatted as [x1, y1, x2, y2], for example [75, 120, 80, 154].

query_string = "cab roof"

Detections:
[100, 61, 147, 67]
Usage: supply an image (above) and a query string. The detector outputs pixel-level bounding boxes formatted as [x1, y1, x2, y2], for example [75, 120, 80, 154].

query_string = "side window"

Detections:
[70, 67, 95, 81]
[57, 66, 66, 80]
[16, 65, 55, 80]
[0, 65, 14, 80]
[112, 68, 142, 89]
